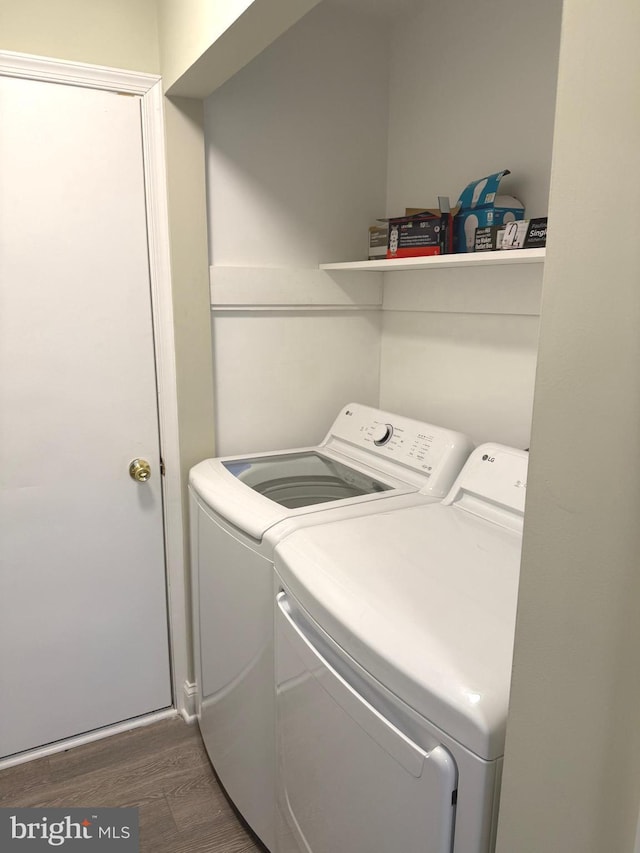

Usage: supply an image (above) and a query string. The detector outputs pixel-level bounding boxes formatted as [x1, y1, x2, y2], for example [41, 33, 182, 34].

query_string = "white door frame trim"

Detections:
[0, 51, 189, 723]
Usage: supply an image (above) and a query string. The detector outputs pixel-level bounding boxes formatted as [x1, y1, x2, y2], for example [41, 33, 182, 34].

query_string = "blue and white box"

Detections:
[454, 169, 525, 252]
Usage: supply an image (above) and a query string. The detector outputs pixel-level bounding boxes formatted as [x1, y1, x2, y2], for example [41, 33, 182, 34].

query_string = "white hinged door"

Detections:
[0, 73, 171, 759]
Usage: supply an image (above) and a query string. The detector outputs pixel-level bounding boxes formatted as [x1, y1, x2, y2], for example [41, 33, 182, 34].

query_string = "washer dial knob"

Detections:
[372, 423, 394, 446]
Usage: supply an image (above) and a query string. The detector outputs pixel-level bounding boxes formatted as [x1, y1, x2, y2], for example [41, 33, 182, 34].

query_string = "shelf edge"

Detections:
[319, 248, 545, 272]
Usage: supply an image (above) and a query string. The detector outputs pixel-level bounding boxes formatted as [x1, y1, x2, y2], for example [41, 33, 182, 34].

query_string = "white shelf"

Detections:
[319, 248, 545, 272]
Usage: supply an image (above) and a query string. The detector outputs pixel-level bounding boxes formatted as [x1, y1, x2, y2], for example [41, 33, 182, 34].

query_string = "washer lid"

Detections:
[221, 451, 393, 507]
[189, 448, 411, 540]
[274, 500, 523, 761]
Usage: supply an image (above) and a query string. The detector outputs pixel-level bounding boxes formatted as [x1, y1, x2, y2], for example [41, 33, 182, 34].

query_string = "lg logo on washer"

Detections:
[482, 454, 496, 463]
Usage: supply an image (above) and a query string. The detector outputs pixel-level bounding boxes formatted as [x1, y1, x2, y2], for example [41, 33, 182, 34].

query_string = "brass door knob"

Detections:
[129, 458, 151, 482]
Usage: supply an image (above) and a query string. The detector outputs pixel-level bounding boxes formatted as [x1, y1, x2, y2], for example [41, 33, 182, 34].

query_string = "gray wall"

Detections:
[0, 0, 159, 70]
[496, 1, 640, 850]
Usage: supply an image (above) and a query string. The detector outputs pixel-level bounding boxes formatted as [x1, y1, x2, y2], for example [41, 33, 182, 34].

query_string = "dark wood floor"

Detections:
[0, 717, 264, 852]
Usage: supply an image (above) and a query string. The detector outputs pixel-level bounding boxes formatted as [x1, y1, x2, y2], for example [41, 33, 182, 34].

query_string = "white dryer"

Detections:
[274, 443, 528, 853]
[189, 404, 473, 850]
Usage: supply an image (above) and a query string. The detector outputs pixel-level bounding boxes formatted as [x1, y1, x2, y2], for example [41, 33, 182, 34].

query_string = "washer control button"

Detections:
[372, 423, 394, 446]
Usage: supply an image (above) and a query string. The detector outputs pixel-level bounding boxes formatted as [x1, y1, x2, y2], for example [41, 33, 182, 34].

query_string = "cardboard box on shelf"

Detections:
[380, 198, 455, 259]
[454, 169, 525, 253]
[368, 224, 389, 260]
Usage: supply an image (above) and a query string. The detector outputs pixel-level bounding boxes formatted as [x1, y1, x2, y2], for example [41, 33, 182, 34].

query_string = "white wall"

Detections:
[495, 1, 640, 850]
[380, 310, 539, 448]
[204, 0, 562, 454]
[386, 0, 562, 218]
[204, 1, 390, 453]
[204, 1, 390, 268]
[212, 310, 381, 455]
[379, 0, 562, 447]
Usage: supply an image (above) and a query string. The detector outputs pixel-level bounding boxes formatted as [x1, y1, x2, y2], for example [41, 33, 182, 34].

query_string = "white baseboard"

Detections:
[0, 708, 178, 771]
[180, 680, 198, 724]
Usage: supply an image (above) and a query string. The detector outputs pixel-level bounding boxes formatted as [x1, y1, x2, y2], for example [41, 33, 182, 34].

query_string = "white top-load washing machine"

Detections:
[274, 443, 528, 853]
[189, 404, 473, 850]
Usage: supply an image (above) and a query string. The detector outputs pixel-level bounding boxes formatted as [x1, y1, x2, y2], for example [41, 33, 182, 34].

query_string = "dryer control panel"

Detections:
[323, 403, 474, 496]
[445, 442, 528, 521]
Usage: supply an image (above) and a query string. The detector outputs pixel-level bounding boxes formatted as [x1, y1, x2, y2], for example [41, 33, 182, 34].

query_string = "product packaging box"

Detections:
[381, 198, 454, 259]
[501, 217, 548, 250]
[368, 224, 389, 260]
[454, 169, 525, 252]
[474, 225, 506, 252]
[475, 217, 548, 251]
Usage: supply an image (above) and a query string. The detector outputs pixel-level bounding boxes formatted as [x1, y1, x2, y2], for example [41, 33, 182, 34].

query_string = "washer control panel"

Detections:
[325, 403, 474, 490]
